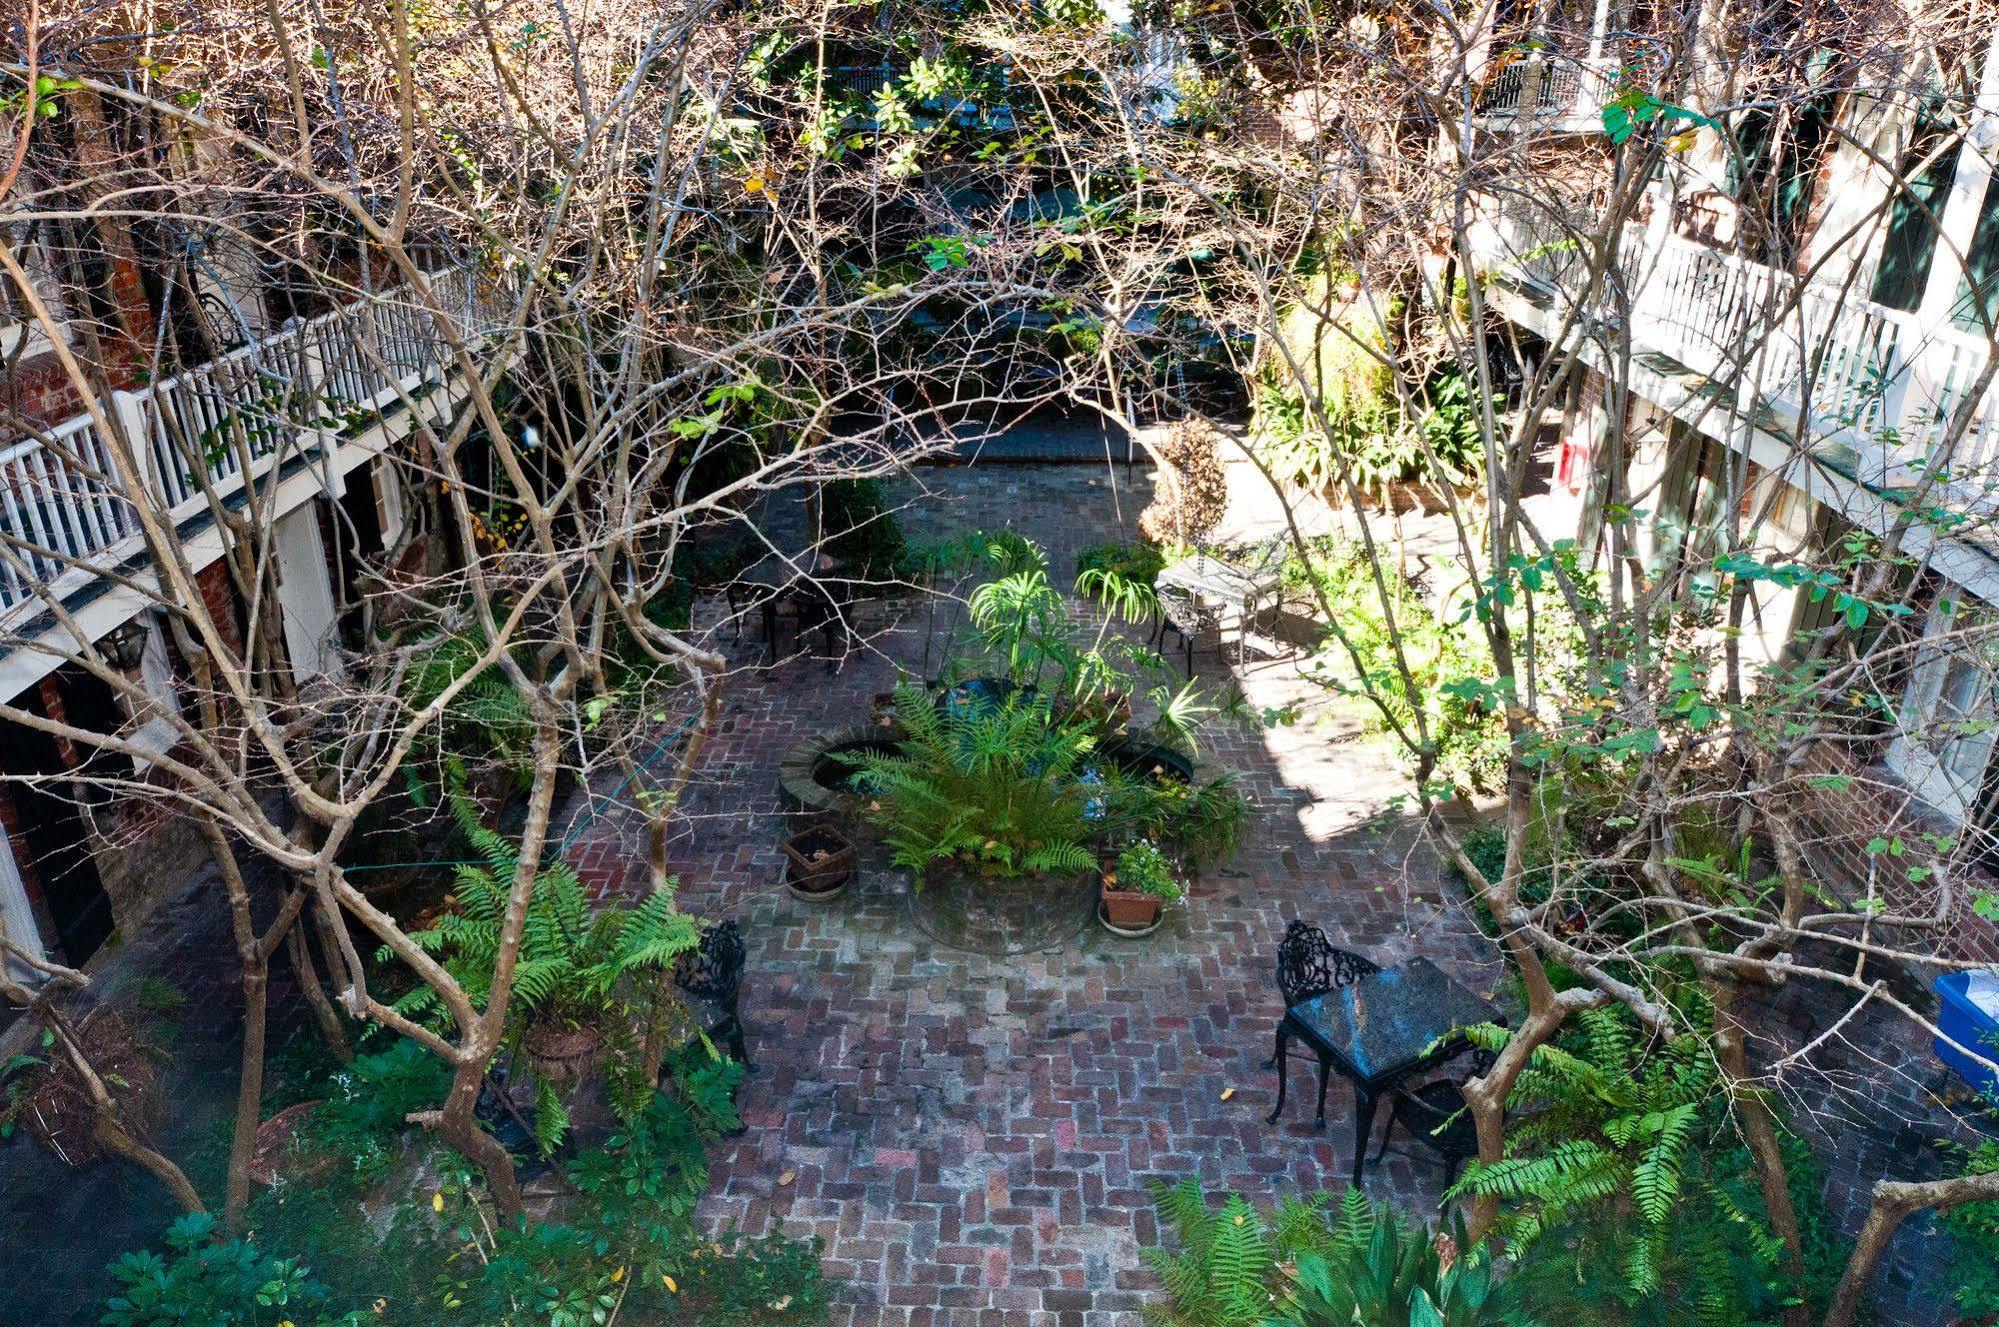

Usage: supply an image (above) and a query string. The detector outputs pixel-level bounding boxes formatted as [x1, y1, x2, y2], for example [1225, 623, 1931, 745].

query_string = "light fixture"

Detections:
[98, 619, 151, 672]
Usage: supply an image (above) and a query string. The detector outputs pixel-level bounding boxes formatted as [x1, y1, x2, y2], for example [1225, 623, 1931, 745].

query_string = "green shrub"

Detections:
[100, 1213, 339, 1327]
[847, 684, 1101, 881]
[1940, 1137, 1999, 1319]
[295, 1038, 453, 1186]
[1283, 537, 1505, 795]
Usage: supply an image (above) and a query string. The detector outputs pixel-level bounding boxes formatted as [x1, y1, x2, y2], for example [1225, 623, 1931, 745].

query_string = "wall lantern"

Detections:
[98, 619, 151, 672]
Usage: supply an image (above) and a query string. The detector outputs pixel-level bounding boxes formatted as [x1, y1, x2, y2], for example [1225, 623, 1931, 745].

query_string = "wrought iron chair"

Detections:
[1368, 1048, 1492, 1186]
[674, 919, 752, 1070]
[1264, 922, 1381, 1130]
[1274, 919, 1380, 1009]
[1153, 582, 1223, 675]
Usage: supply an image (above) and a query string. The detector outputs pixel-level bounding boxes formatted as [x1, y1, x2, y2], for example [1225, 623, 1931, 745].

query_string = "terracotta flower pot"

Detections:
[1099, 872, 1165, 935]
[521, 1019, 604, 1081]
[782, 822, 856, 900]
[248, 1100, 334, 1187]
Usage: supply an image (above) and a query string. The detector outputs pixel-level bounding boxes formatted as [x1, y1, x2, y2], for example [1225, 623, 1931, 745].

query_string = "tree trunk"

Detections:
[436, 1056, 523, 1219]
[286, 920, 353, 1065]
[224, 955, 271, 1228]
[1709, 981, 1809, 1327]
[1826, 1171, 1999, 1327]
[1461, 1001, 1568, 1243]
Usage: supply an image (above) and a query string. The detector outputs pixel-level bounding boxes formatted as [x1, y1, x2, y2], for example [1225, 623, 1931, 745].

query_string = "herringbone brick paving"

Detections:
[559, 465, 1973, 1325]
[561, 466, 1508, 1325]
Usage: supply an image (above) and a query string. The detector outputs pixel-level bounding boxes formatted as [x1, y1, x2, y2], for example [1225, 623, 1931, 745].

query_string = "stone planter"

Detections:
[782, 823, 855, 900]
[779, 728, 905, 820]
[905, 862, 1097, 956]
[521, 1019, 604, 1082]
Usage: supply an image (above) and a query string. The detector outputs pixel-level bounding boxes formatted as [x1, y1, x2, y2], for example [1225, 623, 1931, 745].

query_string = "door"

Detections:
[274, 501, 344, 681]
[0, 688, 112, 963]
[1887, 597, 1999, 823]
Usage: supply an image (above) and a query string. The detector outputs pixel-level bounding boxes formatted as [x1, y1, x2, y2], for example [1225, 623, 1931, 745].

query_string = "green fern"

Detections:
[847, 684, 1106, 882]
[1452, 1002, 1822, 1323]
[385, 787, 702, 1151]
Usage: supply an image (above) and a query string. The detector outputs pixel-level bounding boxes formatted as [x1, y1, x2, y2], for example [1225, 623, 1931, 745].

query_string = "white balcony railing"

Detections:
[1475, 200, 1999, 504]
[1472, 55, 1617, 127]
[0, 265, 510, 612]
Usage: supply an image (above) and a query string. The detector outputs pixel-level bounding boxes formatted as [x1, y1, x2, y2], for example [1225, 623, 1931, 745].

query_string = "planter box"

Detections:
[782, 822, 856, 898]
[1935, 970, 1999, 1100]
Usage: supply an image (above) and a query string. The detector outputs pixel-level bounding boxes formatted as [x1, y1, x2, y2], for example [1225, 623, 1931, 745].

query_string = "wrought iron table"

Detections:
[728, 555, 847, 666]
[1153, 548, 1286, 668]
[1266, 956, 1501, 1186]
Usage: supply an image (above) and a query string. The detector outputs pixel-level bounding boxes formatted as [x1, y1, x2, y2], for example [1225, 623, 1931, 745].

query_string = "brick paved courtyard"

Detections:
[559, 463, 1513, 1326]
[0, 460, 1973, 1326]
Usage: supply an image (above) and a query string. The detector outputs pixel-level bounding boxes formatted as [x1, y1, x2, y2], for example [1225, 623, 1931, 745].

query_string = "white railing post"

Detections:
[108, 387, 157, 509]
[1516, 57, 1545, 128]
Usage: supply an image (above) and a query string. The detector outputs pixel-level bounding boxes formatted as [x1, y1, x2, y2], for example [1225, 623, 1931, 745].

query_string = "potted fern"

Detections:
[844, 684, 1103, 950]
[1099, 839, 1181, 936]
[397, 790, 702, 1150]
[846, 684, 1099, 882]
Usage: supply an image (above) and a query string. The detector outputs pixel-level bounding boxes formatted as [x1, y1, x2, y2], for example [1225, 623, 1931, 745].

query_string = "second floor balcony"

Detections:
[1471, 195, 1999, 533]
[0, 266, 509, 619]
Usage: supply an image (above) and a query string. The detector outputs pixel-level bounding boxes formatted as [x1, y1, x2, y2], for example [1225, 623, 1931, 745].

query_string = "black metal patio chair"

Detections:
[674, 918, 752, 1071]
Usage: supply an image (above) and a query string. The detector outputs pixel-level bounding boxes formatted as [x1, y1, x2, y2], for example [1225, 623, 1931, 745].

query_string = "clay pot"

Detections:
[521, 1019, 604, 1081]
[249, 1100, 335, 1186]
[782, 823, 856, 900]
[1099, 875, 1165, 936]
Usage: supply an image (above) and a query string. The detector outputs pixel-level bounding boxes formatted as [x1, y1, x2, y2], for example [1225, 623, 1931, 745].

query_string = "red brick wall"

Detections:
[194, 561, 246, 659]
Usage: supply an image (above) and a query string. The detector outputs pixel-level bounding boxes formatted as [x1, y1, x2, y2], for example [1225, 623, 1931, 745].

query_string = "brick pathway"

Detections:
[562, 465, 1507, 1326]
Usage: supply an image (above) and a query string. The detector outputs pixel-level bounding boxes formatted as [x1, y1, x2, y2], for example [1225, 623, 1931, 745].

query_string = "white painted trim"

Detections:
[0, 818, 45, 984]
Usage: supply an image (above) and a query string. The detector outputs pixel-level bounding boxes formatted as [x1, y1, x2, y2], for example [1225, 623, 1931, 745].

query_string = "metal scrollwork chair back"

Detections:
[674, 918, 750, 1069]
[1274, 919, 1380, 1007]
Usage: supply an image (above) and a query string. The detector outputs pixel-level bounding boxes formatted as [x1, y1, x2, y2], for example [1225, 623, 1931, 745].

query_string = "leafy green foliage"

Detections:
[292, 1038, 453, 1186]
[101, 1214, 344, 1327]
[1142, 1180, 1528, 1326]
[1075, 538, 1165, 625]
[1111, 839, 1181, 902]
[1453, 1010, 1718, 1291]
[1454, 1006, 1844, 1325]
[398, 789, 700, 1033]
[390, 791, 701, 1151]
[1940, 1137, 1999, 1318]
[848, 685, 1100, 880]
[1284, 537, 1506, 794]
[1110, 770, 1253, 873]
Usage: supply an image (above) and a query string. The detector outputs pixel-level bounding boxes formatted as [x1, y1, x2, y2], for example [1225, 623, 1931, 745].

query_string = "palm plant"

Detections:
[845, 684, 1100, 882]
[967, 546, 1073, 686]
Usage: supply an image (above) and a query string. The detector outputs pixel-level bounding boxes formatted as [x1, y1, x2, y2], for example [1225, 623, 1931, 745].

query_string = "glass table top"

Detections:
[1286, 958, 1501, 1085]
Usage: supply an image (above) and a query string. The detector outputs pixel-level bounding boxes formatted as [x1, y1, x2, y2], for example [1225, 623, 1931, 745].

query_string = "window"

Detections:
[1951, 175, 1999, 335]
[1869, 106, 1962, 311]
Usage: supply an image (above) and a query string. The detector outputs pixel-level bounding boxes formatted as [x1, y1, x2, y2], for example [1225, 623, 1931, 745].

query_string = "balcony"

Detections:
[0, 267, 510, 615]
[1470, 54, 1617, 132]
[1471, 199, 1999, 528]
